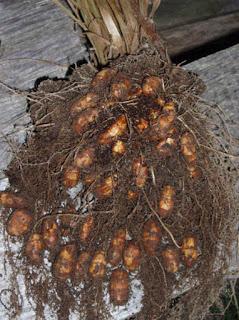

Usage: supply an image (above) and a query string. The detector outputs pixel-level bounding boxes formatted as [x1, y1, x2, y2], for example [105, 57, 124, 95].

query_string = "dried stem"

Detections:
[52, 0, 163, 65]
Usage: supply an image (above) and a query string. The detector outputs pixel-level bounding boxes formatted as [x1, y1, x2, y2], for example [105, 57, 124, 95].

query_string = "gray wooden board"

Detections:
[0, 0, 87, 174]
[0, 0, 239, 318]
[161, 11, 239, 56]
[155, 0, 239, 30]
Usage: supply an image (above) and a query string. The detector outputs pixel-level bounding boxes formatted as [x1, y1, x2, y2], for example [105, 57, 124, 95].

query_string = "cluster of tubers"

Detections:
[0, 68, 202, 307]
[62, 68, 200, 196]
[1, 190, 200, 306]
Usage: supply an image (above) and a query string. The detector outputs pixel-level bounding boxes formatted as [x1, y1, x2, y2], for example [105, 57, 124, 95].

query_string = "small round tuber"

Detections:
[136, 118, 149, 133]
[79, 215, 94, 243]
[25, 233, 44, 264]
[159, 185, 175, 218]
[99, 115, 127, 145]
[73, 108, 99, 135]
[96, 175, 117, 198]
[109, 268, 129, 305]
[89, 250, 106, 279]
[162, 248, 180, 273]
[0, 192, 27, 209]
[74, 251, 91, 280]
[123, 241, 141, 272]
[111, 78, 132, 100]
[91, 68, 117, 86]
[53, 244, 76, 280]
[70, 92, 99, 116]
[142, 219, 161, 256]
[7, 209, 33, 236]
[74, 147, 95, 169]
[127, 190, 138, 200]
[132, 158, 148, 188]
[180, 132, 197, 164]
[63, 166, 80, 188]
[108, 229, 126, 266]
[112, 140, 126, 156]
[142, 76, 162, 96]
[181, 236, 199, 267]
[42, 218, 58, 249]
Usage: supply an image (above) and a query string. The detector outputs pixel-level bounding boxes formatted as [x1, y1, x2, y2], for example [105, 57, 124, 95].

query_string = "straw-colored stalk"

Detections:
[52, 0, 162, 65]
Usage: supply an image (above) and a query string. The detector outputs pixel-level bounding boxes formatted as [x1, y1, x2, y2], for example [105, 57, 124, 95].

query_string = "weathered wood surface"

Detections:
[0, 1, 239, 319]
[0, 0, 87, 174]
[155, 0, 239, 30]
[161, 11, 239, 56]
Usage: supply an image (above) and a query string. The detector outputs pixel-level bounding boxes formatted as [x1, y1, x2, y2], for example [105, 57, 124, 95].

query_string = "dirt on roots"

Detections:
[1, 46, 238, 320]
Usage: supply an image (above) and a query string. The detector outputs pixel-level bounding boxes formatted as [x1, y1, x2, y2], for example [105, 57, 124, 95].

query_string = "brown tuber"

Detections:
[74, 147, 94, 169]
[70, 92, 99, 116]
[99, 115, 127, 144]
[91, 68, 117, 86]
[112, 140, 126, 156]
[79, 215, 94, 243]
[63, 166, 80, 188]
[109, 268, 129, 306]
[181, 236, 199, 267]
[111, 78, 132, 100]
[162, 248, 180, 273]
[42, 218, 58, 249]
[123, 241, 141, 272]
[108, 229, 126, 266]
[132, 158, 148, 188]
[142, 76, 162, 96]
[73, 108, 99, 135]
[0, 192, 27, 209]
[25, 233, 44, 264]
[142, 219, 161, 256]
[7, 209, 33, 236]
[53, 244, 76, 280]
[156, 137, 177, 157]
[74, 251, 91, 280]
[187, 163, 201, 179]
[89, 250, 106, 279]
[155, 97, 165, 107]
[127, 190, 138, 200]
[159, 185, 175, 218]
[180, 132, 197, 164]
[96, 175, 117, 198]
[136, 118, 149, 133]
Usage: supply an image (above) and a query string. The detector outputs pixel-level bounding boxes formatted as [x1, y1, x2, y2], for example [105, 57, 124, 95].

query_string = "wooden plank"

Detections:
[161, 11, 239, 56]
[155, 0, 239, 30]
[0, 0, 87, 173]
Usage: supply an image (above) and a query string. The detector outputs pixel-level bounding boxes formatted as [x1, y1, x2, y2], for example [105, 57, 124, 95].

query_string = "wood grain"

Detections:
[161, 11, 239, 56]
[0, 0, 87, 173]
